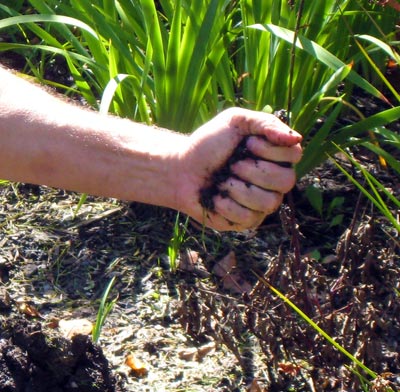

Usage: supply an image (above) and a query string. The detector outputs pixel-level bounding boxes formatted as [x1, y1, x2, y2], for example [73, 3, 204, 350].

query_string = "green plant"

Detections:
[1, 1, 398, 178]
[0, 0, 237, 132]
[248, 21, 400, 178]
[239, 1, 395, 110]
[92, 276, 118, 343]
[331, 144, 400, 233]
[167, 213, 189, 273]
[305, 184, 345, 228]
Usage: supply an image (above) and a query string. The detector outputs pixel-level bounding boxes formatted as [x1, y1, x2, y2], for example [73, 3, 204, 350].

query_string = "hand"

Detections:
[175, 107, 303, 231]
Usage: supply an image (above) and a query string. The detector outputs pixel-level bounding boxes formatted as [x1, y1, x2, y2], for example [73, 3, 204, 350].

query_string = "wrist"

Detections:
[120, 123, 188, 211]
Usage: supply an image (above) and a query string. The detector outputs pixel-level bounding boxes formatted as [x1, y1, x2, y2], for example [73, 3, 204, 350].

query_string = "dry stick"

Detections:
[284, 1, 313, 315]
[287, 0, 305, 119]
[286, 0, 304, 271]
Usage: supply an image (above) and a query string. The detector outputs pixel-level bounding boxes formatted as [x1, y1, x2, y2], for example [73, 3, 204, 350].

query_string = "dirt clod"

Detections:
[0, 316, 123, 392]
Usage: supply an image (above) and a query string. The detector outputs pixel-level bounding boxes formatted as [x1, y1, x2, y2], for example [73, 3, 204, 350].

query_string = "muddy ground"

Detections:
[0, 150, 399, 391]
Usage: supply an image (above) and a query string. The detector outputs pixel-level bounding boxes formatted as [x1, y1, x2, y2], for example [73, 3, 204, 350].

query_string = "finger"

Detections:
[231, 159, 296, 193]
[246, 136, 303, 164]
[199, 208, 249, 232]
[226, 108, 302, 146]
[219, 177, 283, 213]
[213, 194, 265, 229]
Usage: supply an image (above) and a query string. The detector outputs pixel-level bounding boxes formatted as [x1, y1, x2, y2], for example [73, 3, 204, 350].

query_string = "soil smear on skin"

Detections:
[199, 132, 292, 213]
[199, 136, 254, 211]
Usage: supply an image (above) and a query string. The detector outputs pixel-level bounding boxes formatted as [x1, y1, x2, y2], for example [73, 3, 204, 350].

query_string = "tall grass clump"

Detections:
[237, 0, 399, 178]
[0, 0, 238, 132]
[1, 1, 398, 158]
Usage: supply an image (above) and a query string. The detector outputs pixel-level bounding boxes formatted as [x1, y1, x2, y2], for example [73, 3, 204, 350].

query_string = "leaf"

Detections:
[178, 249, 210, 278]
[0, 14, 98, 38]
[278, 361, 302, 376]
[17, 302, 41, 318]
[213, 251, 252, 293]
[59, 318, 93, 339]
[329, 214, 344, 228]
[125, 353, 148, 377]
[212, 250, 237, 277]
[305, 185, 323, 217]
[178, 342, 216, 362]
[221, 273, 253, 294]
[253, 23, 389, 103]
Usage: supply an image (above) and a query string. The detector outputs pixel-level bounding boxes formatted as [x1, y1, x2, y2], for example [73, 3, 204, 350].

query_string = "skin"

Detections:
[0, 65, 302, 231]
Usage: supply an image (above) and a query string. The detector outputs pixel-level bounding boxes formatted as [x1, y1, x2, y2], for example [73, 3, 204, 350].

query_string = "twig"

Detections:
[285, 0, 311, 313]
[287, 0, 305, 122]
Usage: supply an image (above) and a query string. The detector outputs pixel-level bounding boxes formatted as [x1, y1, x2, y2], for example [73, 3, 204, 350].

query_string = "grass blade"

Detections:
[0, 14, 98, 38]
[251, 23, 390, 104]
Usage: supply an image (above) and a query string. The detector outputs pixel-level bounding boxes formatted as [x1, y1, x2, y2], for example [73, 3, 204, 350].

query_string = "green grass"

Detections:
[331, 145, 400, 233]
[167, 213, 189, 273]
[92, 276, 118, 343]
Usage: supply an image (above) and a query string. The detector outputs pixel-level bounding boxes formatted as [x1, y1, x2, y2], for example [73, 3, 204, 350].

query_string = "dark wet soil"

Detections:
[199, 133, 293, 212]
[0, 315, 123, 392]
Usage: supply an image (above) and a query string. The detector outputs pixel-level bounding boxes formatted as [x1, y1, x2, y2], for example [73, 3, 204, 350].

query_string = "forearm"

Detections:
[0, 66, 303, 231]
[0, 67, 184, 209]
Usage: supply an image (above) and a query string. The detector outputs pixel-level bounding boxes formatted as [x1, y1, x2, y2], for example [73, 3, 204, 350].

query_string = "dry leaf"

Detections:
[59, 318, 93, 339]
[46, 318, 60, 329]
[278, 361, 301, 376]
[222, 272, 252, 294]
[178, 250, 210, 278]
[178, 342, 216, 362]
[178, 347, 198, 361]
[179, 249, 199, 271]
[17, 302, 41, 318]
[125, 353, 148, 377]
[212, 250, 236, 277]
[213, 251, 252, 294]
[247, 379, 268, 392]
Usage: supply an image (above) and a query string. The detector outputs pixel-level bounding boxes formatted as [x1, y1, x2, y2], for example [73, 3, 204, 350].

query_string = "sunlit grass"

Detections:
[92, 275, 118, 343]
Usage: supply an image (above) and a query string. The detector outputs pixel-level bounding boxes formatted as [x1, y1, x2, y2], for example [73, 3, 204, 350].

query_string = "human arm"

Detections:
[0, 66, 302, 231]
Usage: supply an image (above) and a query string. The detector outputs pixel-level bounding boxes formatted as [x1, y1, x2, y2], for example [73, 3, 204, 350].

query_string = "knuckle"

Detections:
[269, 192, 284, 212]
[281, 170, 297, 193]
[293, 146, 303, 163]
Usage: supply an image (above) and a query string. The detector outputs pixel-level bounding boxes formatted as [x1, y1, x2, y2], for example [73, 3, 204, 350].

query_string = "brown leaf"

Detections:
[178, 347, 198, 361]
[178, 250, 210, 278]
[46, 318, 60, 329]
[212, 250, 236, 277]
[178, 342, 216, 362]
[213, 251, 252, 294]
[59, 318, 93, 339]
[278, 361, 301, 376]
[247, 379, 268, 392]
[125, 353, 148, 377]
[17, 302, 41, 318]
[222, 272, 252, 294]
